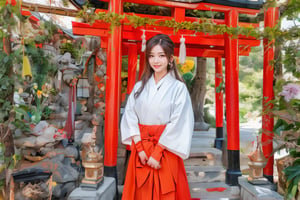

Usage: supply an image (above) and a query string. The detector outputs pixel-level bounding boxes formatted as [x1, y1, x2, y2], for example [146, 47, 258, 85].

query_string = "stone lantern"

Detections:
[247, 136, 268, 184]
[80, 131, 104, 190]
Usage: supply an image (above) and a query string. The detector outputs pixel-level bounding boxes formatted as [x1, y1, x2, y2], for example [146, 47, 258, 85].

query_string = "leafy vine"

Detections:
[78, 0, 299, 43]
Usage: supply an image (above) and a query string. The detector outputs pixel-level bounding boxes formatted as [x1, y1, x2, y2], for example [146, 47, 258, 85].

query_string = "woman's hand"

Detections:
[138, 150, 148, 165]
[147, 156, 161, 169]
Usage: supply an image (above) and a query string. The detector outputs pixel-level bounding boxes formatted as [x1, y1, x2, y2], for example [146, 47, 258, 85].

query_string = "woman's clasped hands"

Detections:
[138, 150, 161, 169]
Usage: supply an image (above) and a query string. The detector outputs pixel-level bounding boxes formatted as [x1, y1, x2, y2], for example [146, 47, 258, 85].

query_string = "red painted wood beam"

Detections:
[99, 0, 260, 14]
[111, 39, 251, 57]
[93, 10, 260, 28]
[73, 22, 255, 58]
[72, 21, 260, 49]
[104, 0, 122, 168]
[174, 48, 224, 57]
[262, 7, 279, 181]
[126, 43, 138, 94]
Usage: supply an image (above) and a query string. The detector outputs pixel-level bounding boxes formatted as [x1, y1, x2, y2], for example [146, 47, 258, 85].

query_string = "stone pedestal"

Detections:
[238, 176, 283, 200]
[68, 177, 116, 200]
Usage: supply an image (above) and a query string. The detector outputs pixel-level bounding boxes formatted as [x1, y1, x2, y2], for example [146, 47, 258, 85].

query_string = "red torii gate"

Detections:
[72, 0, 278, 185]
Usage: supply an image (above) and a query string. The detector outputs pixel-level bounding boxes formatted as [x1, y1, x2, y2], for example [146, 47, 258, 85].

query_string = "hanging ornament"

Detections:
[179, 35, 186, 64]
[22, 55, 32, 79]
[141, 30, 146, 52]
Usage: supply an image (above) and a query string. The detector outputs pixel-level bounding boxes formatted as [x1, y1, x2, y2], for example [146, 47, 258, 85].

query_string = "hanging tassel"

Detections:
[22, 55, 32, 79]
[141, 30, 146, 52]
[179, 35, 186, 64]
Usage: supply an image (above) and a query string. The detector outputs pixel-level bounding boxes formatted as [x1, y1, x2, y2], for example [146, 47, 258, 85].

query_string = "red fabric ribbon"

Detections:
[206, 187, 227, 192]
[64, 85, 76, 139]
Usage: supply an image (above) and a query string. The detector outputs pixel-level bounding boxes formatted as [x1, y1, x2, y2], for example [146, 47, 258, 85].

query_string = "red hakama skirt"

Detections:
[122, 124, 191, 200]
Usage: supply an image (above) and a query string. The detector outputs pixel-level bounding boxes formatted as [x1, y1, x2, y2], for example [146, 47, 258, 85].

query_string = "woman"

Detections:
[121, 34, 194, 200]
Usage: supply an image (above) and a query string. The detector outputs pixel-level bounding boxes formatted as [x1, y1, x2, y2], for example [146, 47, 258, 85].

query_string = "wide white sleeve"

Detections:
[120, 83, 141, 145]
[158, 83, 194, 160]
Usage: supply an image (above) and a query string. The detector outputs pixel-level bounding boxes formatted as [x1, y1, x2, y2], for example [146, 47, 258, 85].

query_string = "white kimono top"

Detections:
[120, 72, 194, 160]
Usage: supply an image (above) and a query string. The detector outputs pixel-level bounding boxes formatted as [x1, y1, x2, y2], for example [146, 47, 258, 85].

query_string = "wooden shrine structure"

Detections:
[71, 0, 278, 185]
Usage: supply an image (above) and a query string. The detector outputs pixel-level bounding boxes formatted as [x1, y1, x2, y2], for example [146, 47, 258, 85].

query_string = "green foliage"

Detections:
[273, 80, 300, 199]
[283, 163, 300, 199]
[60, 42, 79, 61]
[25, 44, 57, 88]
[274, 118, 295, 135]
[182, 72, 194, 90]
[0, 49, 19, 123]
[283, 43, 300, 78]
[0, 2, 24, 124]
[281, 0, 300, 20]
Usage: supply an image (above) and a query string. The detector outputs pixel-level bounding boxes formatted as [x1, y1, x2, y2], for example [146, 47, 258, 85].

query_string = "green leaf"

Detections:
[286, 168, 300, 182]
[3, 55, 9, 64]
[293, 158, 300, 166]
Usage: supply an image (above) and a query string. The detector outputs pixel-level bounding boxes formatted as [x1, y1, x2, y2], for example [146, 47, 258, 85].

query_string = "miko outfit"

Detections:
[121, 72, 194, 200]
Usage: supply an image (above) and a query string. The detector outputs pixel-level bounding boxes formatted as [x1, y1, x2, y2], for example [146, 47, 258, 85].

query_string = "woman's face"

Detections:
[149, 44, 171, 78]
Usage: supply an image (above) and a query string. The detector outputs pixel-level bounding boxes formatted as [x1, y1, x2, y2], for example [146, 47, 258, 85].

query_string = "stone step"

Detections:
[189, 182, 240, 200]
[186, 165, 225, 183]
[185, 147, 223, 167]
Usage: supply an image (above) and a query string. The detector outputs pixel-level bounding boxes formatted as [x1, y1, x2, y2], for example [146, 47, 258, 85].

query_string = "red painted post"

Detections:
[173, 7, 185, 22]
[224, 9, 241, 186]
[104, 0, 122, 180]
[138, 51, 145, 80]
[214, 57, 224, 150]
[262, 7, 279, 182]
[127, 43, 138, 94]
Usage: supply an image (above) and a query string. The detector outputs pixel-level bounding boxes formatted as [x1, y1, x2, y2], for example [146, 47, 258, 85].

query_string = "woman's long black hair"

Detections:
[134, 34, 183, 99]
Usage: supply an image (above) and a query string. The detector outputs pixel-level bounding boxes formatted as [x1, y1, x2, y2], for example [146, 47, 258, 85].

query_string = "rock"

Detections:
[42, 126, 57, 138]
[75, 120, 89, 130]
[36, 136, 55, 147]
[75, 128, 92, 144]
[14, 129, 23, 137]
[33, 121, 49, 135]
[65, 145, 79, 160]
[40, 147, 54, 155]
[15, 136, 37, 148]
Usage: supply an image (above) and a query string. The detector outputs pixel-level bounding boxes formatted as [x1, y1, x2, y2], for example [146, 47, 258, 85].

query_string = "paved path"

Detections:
[187, 120, 263, 199]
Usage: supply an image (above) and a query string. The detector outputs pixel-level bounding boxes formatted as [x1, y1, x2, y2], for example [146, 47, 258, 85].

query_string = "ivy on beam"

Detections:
[78, 6, 299, 42]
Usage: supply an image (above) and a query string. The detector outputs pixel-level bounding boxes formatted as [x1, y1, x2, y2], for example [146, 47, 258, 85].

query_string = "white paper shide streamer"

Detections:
[141, 30, 146, 52]
[179, 35, 186, 64]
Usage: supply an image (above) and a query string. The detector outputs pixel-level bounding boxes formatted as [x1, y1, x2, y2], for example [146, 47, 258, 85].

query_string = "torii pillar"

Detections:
[224, 9, 242, 185]
[127, 43, 138, 94]
[214, 57, 224, 150]
[262, 7, 279, 182]
[138, 51, 145, 80]
[104, 0, 123, 185]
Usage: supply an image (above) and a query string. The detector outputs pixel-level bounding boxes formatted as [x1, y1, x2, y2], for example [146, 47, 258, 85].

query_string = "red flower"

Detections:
[6, 0, 17, 6]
